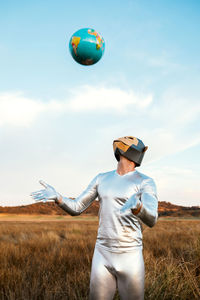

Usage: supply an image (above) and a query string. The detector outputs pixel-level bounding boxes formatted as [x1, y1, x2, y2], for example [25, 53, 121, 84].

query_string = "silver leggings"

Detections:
[89, 246, 144, 300]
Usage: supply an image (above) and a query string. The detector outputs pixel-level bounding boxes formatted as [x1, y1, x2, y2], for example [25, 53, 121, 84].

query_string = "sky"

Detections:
[0, 0, 200, 207]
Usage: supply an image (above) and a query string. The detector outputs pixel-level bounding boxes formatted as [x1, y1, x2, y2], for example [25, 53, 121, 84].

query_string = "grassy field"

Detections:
[0, 216, 199, 300]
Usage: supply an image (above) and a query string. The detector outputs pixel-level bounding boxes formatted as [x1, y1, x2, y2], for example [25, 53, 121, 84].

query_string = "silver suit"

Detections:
[58, 170, 158, 299]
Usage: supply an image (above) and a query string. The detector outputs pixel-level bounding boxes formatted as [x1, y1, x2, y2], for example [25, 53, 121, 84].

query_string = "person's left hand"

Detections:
[120, 193, 141, 215]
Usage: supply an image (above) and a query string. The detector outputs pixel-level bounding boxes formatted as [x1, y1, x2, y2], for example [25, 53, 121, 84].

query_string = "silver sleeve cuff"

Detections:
[137, 204, 158, 227]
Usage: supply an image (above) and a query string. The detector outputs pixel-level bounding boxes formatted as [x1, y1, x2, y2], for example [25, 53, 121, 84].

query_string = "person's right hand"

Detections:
[30, 180, 61, 203]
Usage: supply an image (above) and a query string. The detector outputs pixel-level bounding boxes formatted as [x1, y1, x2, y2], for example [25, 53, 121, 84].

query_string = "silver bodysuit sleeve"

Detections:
[137, 178, 158, 227]
[57, 174, 99, 216]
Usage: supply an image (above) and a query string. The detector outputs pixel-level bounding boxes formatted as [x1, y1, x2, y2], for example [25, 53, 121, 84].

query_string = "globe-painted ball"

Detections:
[69, 28, 105, 66]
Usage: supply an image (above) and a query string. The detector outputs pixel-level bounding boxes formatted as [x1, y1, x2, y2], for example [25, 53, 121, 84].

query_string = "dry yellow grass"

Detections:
[0, 217, 199, 299]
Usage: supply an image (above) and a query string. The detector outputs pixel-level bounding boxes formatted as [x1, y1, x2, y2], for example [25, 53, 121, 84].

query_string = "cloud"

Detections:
[0, 87, 153, 127]
[0, 92, 45, 127]
[1, 86, 199, 162]
[67, 85, 153, 112]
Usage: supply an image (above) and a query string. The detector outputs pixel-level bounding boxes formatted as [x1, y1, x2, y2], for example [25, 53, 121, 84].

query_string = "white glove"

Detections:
[30, 180, 60, 203]
[120, 193, 141, 215]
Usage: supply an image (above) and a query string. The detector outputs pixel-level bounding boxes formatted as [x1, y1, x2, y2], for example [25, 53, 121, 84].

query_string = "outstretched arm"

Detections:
[31, 175, 99, 216]
[57, 175, 99, 216]
[120, 178, 158, 227]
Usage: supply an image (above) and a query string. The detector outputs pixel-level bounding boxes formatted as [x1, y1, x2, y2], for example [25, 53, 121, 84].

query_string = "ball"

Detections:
[69, 28, 105, 66]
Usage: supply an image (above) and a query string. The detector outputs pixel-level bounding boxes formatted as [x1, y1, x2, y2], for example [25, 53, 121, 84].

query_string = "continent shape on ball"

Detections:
[69, 28, 105, 66]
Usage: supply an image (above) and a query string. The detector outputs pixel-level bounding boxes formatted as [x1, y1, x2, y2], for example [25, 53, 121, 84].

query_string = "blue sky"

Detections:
[0, 0, 199, 206]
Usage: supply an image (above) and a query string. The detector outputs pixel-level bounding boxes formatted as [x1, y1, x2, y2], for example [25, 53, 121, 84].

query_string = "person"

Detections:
[31, 136, 158, 300]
